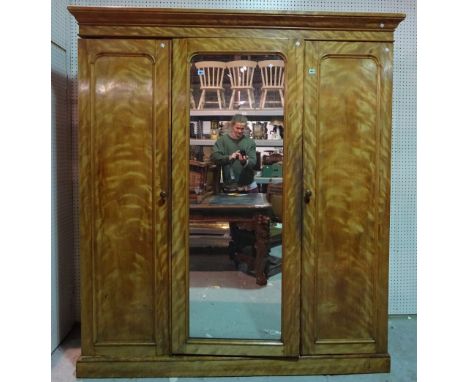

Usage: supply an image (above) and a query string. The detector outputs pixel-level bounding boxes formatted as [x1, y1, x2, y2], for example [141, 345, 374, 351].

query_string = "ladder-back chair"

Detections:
[258, 60, 285, 109]
[226, 60, 257, 109]
[195, 61, 226, 110]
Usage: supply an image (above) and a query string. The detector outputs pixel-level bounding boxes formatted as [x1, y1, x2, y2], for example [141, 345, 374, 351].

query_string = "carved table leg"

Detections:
[254, 214, 270, 286]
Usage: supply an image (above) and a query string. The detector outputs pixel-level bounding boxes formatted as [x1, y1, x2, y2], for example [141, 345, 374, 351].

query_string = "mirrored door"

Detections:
[171, 38, 302, 357]
[189, 52, 285, 341]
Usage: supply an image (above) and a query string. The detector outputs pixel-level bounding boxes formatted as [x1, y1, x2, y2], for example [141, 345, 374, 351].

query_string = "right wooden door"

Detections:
[301, 41, 394, 355]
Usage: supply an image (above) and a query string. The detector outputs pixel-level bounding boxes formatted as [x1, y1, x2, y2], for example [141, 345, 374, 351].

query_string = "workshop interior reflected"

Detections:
[188, 53, 285, 340]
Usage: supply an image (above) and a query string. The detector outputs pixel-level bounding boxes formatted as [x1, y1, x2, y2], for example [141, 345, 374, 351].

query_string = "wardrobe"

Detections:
[69, 6, 404, 378]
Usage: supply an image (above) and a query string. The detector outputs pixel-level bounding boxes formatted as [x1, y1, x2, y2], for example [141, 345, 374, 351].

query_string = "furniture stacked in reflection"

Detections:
[189, 154, 283, 285]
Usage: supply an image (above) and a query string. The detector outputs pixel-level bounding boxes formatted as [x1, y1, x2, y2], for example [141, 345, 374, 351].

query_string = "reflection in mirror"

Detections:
[188, 54, 284, 340]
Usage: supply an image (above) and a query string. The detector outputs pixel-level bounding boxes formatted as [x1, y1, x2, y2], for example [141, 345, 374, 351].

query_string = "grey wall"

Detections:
[51, 0, 75, 352]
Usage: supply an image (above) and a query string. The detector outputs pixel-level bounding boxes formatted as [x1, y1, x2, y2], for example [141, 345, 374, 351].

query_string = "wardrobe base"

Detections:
[77, 353, 390, 378]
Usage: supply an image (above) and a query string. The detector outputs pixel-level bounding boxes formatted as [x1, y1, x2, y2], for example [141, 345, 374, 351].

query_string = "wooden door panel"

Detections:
[316, 54, 378, 342]
[79, 39, 170, 356]
[93, 51, 155, 343]
[302, 41, 393, 355]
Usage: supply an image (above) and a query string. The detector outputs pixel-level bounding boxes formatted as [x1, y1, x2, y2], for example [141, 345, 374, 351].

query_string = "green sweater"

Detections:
[211, 134, 257, 187]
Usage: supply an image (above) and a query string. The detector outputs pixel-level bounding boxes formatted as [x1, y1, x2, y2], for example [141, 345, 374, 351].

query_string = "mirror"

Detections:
[188, 54, 284, 340]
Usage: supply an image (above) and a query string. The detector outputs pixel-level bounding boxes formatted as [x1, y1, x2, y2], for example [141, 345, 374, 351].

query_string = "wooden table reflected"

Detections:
[190, 193, 272, 285]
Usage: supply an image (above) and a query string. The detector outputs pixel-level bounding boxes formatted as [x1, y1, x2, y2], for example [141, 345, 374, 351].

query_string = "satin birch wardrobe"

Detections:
[69, 6, 404, 378]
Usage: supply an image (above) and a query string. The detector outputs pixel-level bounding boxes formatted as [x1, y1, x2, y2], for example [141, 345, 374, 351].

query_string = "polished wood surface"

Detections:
[169, 38, 188, 358]
[79, 39, 170, 357]
[171, 37, 301, 357]
[72, 6, 403, 377]
[68, 6, 404, 32]
[302, 41, 393, 355]
[69, 6, 403, 43]
[77, 354, 390, 377]
[77, 26, 396, 42]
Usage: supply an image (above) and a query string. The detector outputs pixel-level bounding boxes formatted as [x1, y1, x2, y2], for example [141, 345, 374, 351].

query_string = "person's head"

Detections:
[229, 114, 248, 140]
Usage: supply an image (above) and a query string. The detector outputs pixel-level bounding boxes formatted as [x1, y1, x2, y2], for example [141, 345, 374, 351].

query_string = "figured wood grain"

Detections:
[77, 26, 396, 42]
[71, 6, 403, 377]
[316, 50, 378, 344]
[93, 47, 155, 344]
[302, 41, 392, 355]
[376, 42, 393, 353]
[301, 40, 319, 355]
[170, 38, 189, 355]
[170, 37, 301, 357]
[78, 38, 94, 355]
[76, 353, 390, 378]
[153, 40, 171, 356]
[281, 38, 303, 357]
[68, 6, 404, 32]
[79, 39, 170, 357]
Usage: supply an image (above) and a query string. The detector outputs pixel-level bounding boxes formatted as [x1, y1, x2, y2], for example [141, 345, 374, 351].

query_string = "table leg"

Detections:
[254, 214, 270, 286]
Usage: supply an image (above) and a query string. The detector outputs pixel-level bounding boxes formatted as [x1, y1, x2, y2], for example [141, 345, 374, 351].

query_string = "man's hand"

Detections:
[230, 151, 240, 160]
[230, 150, 248, 165]
[239, 152, 248, 165]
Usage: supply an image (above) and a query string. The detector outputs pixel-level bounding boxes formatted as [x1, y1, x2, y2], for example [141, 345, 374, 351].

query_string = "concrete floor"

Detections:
[189, 247, 283, 340]
[51, 315, 416, 381]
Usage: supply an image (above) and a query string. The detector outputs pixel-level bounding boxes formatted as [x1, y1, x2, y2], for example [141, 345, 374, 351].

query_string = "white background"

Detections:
[3, 1, 465, 380]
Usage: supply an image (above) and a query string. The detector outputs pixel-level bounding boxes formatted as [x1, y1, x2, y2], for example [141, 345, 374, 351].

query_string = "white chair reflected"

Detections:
[226, 60, 257, 109]
[195, 61, 227, 109]
[258, 60, 285, 109]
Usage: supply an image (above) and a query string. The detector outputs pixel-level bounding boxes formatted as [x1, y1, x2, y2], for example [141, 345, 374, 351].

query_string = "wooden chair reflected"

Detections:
[195, 61, 227, 110]
[226, 60, 257, 109]
[258, 60, 285, 109]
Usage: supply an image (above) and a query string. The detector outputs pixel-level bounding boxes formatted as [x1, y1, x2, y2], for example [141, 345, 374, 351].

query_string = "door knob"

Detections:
[304, 189, 312, 204]
[160, 191, 167, 199]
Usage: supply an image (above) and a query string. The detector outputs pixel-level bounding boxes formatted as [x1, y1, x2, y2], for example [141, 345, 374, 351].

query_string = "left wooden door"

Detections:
[78, 39, 170, 357]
